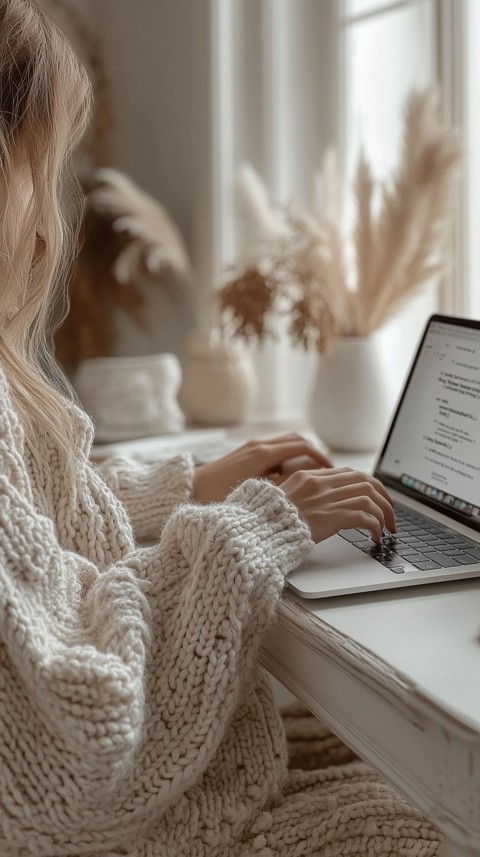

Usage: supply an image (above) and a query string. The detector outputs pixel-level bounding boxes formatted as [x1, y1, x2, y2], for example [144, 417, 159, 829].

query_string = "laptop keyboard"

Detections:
[339, 504, 480, 575]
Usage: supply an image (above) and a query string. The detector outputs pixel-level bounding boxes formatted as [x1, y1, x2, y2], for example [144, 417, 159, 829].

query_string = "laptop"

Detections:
[286, 314, 480, 598]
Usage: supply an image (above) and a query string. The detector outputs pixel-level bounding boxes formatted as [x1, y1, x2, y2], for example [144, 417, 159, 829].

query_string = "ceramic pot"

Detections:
[180, 333, 256, 426]
[311, 335, 391, 452]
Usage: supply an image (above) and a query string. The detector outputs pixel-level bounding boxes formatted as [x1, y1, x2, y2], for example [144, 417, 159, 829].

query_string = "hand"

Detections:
[192, 433, 333, 504]
[279, 467, 396, 544]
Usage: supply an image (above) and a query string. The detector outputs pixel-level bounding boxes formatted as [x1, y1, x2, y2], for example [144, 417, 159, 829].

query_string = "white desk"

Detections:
[259, 447, 480, 856]
[262, 560, 480, 857]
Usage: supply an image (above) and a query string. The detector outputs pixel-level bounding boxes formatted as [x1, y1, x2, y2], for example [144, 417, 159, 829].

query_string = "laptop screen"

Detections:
[375, 315, 480, 531]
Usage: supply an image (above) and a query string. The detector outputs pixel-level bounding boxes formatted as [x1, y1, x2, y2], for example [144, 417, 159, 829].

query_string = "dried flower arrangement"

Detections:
[219, 88, 461, 352]
[41, 1, 193, 368]
[54, 169, 192, 366]
[219, 203, 339, 354]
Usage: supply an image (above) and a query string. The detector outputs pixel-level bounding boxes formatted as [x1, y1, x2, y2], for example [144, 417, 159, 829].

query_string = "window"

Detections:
[460, 0, 480, 319]
[340, 0, 439, 402]
[193, 0, 468, 422]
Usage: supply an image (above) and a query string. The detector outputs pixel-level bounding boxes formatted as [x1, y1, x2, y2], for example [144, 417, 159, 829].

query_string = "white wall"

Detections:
[80, 0, 216, 359]
[88, 0, 198, 254]
[40, 0, 202, 359]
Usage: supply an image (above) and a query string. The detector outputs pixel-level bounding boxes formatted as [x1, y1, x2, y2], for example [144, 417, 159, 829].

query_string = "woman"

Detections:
[0, 2, 438, 855]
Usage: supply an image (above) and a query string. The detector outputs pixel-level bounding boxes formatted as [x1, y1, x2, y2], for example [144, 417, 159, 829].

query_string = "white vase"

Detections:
[310, 335, 391, 452]
[180, 333, 257, 426]
[74, 353, 185, 442]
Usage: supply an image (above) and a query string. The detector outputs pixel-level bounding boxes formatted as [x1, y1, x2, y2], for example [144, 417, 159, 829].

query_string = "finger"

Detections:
[329, 498, 385, 541]
[319, 468, 396, 531]
[269, 455, 324, 481]
[247, 433, 333, 468]
[255, 439, 332, 471]
[251, 432, 315, 446]
[325, 481, 395, 533]
[329, 501, 384, 543]
[306, 502, 384, 544]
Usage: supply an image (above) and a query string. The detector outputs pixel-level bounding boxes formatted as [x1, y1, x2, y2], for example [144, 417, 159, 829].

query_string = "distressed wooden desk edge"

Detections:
[264, 592, 480, 740]
[261, 593, 480, 853]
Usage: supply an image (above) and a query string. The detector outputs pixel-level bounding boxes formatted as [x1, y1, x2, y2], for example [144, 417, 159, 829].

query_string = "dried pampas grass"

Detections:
[88, 169, 191, 285]
[341, 87, 461, 334]
[54, 170, 192, 366]
[220, 206, 339, 354]
[219, 87, 461, 351]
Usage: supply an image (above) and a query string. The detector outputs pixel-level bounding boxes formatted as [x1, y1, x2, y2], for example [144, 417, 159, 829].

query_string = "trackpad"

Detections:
[286, 535, 385, 598]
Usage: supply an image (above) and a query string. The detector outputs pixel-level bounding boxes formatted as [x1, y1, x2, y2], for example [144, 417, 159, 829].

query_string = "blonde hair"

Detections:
[0, 0, 91, 463]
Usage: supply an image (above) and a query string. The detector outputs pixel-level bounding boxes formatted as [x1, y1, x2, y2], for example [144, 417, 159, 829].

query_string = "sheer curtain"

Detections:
[340, 0, 438, 406]
[235, 0, 338, 422]
[459, 0, 480, 321]
[199, 0, 447, 422]
[162, 0, 476, 424]
[195, 0, 339, 422]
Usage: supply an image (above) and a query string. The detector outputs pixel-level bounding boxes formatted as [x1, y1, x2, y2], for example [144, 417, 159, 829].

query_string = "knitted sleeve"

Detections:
[95, 454, 195, 539]
[0, 449, 313, 851]
[122, 479, 314, 803]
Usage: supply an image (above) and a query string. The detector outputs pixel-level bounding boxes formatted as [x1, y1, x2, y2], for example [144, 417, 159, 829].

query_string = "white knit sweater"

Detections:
[0, 369, 439, 857]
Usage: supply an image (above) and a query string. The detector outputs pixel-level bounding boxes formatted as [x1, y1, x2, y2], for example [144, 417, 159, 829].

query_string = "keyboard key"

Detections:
[389, 567, 405, 574]
[454, 541, 478, 551]
[383, 559, 408, 570]
[339, 529, 364, 542]
[412, 560, 441, 570]
[370, 551, 391, 561]
[398, 551, 425, 562]
[463, 547, 480, 561]
[422, 551, 460, 567]
[451, 553, 476, 565]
